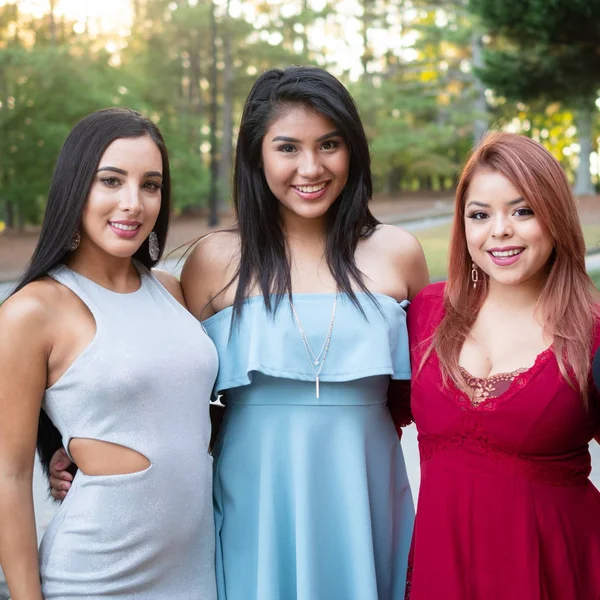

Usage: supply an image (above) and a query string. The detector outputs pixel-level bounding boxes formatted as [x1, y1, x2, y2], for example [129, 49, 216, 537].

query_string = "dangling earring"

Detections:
[148, 231, 160, 261]
[471, 262, 479, 289]
[66, 231, 80, 252]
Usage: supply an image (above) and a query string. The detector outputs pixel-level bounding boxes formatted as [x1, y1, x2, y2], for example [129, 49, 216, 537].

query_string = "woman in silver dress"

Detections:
[0, 108, 217, 599]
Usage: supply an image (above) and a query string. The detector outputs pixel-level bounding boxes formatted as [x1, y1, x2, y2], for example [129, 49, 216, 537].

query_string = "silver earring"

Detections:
[148, 231, 160, 261]
[471, 262, 479, 289]
[66, 231, 80, 252]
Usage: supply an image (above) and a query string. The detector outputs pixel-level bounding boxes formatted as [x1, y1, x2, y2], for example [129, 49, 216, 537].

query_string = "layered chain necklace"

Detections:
[289, 292, 338, 399]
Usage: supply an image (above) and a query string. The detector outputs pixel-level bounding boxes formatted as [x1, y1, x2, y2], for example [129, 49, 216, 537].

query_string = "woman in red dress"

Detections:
[406, 132, 600, 599]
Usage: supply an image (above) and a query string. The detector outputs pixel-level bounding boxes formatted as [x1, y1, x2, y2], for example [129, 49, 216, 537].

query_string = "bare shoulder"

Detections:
[181, 230, 240, 319]
[368, 225, 430, 300]
[0, 279, 62, 350]
[151, 269, 186, 307]
[184, 230, 240, 272]
[369, 224, 423, 257]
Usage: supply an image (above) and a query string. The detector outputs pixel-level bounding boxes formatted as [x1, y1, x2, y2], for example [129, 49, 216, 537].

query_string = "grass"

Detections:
[413, 222, 600, 282]
[412, 224, 451, 281]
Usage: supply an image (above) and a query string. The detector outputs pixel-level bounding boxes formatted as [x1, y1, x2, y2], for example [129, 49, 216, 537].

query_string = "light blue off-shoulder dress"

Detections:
[203, 292, 414, 600]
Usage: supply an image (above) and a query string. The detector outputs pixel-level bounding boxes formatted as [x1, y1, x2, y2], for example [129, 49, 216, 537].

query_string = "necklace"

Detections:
[290, 292, 338, 399]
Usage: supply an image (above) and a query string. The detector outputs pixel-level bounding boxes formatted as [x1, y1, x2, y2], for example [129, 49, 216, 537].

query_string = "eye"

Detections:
[277, 144, 297, 154]
[101, 177, 121, 187]
[514, 207, 534, 217]
[466, 211, 488, 220]
[320, 140, 340, 151]
[143, 181, 162, 192]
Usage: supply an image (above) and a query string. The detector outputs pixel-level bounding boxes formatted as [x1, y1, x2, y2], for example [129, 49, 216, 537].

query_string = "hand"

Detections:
[49, 447, 73, 500]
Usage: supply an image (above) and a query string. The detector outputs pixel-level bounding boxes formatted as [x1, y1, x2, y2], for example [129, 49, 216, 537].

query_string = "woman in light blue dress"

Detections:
[181, 66, 429, 600]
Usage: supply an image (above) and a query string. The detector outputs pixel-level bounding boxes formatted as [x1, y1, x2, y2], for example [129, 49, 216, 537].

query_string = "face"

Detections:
[464, 169, 554, 289]
[79, 136, 163, 259]
[261, 105, 350, 223]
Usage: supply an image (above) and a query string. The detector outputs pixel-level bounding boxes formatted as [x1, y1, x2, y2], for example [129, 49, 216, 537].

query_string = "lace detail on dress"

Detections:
[460, 366, 528, 406]
[418, 412, 592, 486]
[450, 346, 555, 412]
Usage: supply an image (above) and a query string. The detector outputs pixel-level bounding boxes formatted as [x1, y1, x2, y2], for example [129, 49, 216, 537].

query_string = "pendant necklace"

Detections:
[290, 292, 338, 399]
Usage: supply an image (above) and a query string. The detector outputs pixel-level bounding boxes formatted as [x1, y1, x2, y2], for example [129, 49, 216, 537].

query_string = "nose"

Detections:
[297, 150, 325, 180]
[119, 182, 142, 215]
[491, 213, 512, 238]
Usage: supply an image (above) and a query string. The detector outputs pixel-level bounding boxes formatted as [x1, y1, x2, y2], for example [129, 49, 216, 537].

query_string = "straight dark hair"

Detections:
[13, 107, 171, 478]
[230, 66, 379, 317]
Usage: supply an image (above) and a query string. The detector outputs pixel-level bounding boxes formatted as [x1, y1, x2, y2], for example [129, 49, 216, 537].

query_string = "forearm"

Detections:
[0, 479, 43, 600]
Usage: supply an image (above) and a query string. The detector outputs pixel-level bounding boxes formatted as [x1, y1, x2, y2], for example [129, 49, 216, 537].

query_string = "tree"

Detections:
[0, 5, 119, 229]
[469, 0, 600, 194]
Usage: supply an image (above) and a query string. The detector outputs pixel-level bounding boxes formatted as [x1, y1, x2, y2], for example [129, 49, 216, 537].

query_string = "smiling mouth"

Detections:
[292, 182, 329, 193]
[488, 248, 524, 258]
[109, 222, 141, 231]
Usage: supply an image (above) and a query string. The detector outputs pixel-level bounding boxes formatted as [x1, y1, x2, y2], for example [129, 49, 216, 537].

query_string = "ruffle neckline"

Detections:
[203, 292, 411, 396]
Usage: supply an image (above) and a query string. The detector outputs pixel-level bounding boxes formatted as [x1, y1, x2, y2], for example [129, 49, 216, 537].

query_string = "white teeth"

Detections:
[111, 223, 139, 231]
[490, 249, 523, 258]
[295, 183, 327, 193]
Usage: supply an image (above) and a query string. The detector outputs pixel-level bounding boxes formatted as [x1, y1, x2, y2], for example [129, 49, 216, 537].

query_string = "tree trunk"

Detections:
[2, 199, 13, 230]
[208, 0, 219, 226]
[471, 31, 488, 147]
[386, 167, 403, 195]
[49, 0, 57, 44]
[133, 0, 141, 22]
[361, 0, 374, 83]
[574, 105, 595, 196]
[218, 0, 233, 207]
[189, 35, 202, 115]
[300, 0, 310, 56]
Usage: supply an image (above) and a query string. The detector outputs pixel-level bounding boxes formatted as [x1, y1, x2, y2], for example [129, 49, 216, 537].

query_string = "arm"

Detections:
[180, 231, 240, 321]
[385, 228, 429, 435]
[0, 293, 49, 600]
[402, 233, 430, 301]
[152, 269, 188, 308]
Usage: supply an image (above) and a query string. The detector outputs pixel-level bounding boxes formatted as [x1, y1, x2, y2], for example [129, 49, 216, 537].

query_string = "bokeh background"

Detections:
[0, 0, 599, 595]
[1, 0, 600, 289]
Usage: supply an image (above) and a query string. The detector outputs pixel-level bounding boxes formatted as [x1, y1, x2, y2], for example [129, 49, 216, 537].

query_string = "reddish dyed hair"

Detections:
[432, 131, 599, 400]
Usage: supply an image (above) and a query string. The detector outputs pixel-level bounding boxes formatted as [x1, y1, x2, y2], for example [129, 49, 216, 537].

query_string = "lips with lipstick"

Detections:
[291, 181, 330, 201]
[109, 220, 142, 239]
[487, 246, 524, 266]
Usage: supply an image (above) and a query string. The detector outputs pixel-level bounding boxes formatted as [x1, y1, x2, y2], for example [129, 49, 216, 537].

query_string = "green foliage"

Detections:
[0, 0, 598, 227]
[469, 0, 600, 105]
[0, 41, 119, 226]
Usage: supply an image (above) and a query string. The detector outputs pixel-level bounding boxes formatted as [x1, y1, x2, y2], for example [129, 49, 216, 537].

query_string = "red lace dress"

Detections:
[406, 282, 600, 600]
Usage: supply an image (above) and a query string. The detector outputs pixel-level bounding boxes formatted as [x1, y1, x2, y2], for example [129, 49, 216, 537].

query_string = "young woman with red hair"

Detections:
[406, 132, 600, 599]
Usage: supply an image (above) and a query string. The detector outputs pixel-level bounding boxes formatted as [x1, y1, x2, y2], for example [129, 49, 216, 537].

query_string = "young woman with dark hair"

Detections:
[0, 108, 218, 599]
[181, 66, 428, 599]
[406, 132, 600, 599]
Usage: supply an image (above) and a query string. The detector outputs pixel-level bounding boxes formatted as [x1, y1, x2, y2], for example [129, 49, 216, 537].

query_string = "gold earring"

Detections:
[471, 262, 479, 289]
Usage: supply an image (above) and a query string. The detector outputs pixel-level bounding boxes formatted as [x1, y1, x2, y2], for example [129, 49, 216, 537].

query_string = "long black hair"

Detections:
[231, 66, 379, 317]
[12, 107, 171, 479]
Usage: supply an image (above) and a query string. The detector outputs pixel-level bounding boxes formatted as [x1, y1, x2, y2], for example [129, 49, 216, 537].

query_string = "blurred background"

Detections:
[1, 0, 600, 289]
[0, 0, 599, 595]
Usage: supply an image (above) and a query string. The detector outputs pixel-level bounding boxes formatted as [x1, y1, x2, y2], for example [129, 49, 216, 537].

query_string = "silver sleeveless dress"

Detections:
[38, 263, 218, 600]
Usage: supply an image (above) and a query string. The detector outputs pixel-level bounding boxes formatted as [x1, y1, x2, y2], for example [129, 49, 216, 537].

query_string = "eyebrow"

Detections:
[466, 196, 524, 208]
[97, 166, 162, 178]
[271, 130, 343, 143]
